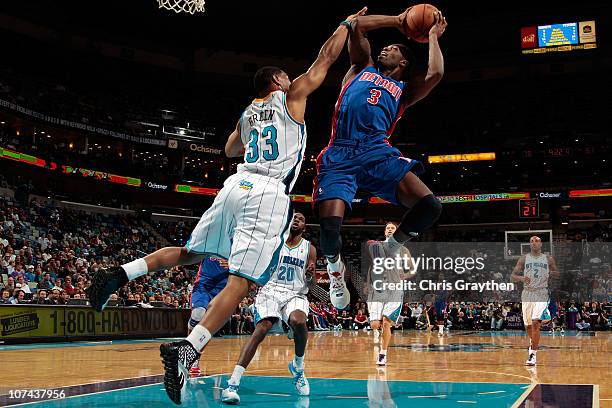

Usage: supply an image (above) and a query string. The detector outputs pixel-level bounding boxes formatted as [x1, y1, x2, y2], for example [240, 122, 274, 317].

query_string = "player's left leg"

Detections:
[222, 318, 276, 404]
[287, 310, 310, 395]
[357, 146, 440, 254]
[160, 275, 251, 404]
[284, 295, 311, 396]
[187, 306, 207, 377]
[370, 320, 381, 343]
[377, 317, 392, 366]
[392, 172, 442, 249]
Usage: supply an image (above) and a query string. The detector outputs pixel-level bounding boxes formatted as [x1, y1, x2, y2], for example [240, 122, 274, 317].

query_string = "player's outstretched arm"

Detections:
[510, 255, 528, 284]
[343, 13, 405, 86]
[286, 7, 367, 122]
[225, 119, 244, 158]
[403, 11, 447, 107]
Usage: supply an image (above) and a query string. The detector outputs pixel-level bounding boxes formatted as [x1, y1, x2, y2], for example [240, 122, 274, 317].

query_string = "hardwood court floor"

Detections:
[1, 330, 610, 407]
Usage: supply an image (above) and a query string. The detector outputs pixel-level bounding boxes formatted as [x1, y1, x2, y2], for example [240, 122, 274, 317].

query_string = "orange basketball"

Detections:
[402, 3, 439, 43]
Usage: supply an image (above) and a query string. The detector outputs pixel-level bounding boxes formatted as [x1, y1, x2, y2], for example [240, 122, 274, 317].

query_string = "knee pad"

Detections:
[189, 307, 206, 330]
[319, 216, 343, 257]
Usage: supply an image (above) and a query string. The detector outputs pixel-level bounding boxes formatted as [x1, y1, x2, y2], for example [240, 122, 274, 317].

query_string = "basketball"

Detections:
[402, 3, 439, 43]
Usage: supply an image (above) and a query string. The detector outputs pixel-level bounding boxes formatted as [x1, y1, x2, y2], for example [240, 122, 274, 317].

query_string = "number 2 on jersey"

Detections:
[245, 125, 279, 163]
[367, 89, 382, 105]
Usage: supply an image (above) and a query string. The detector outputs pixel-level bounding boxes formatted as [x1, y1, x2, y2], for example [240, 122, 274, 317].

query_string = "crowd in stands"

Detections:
[1, 190, 610, 334]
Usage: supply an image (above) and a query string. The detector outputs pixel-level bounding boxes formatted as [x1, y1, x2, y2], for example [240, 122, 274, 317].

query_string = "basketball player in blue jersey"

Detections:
[187, 256, 229, 377]
[314, 8, 448, 309]
[87, 7, 366, 405]
[511, 236, 559, 366]
[221, 212, 316, 404]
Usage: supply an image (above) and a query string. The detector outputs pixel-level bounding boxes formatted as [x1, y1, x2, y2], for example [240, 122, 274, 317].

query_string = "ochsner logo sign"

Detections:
[537, 192, 563, 199]
[189, 143, 222, 155]
[146, 181, 168, 190]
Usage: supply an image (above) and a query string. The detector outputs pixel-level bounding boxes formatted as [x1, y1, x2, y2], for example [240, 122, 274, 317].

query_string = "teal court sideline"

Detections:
[12, 374, 530, 408]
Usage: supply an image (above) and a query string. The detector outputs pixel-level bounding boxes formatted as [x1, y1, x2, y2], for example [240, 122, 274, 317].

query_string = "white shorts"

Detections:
[367, 301, 403, 323]
[185, 172, 292, 285]
[254, 285, 309, 324]
[522, 302, 551, 326]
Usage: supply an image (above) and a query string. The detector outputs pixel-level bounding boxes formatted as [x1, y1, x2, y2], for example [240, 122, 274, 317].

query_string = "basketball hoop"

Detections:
[157, 0, 205, 14]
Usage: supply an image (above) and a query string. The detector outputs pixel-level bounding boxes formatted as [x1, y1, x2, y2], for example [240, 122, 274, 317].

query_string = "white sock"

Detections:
[327, 257, 343, 273]
[228, 365, 245, 386]
[294, 355, 305, 370]
[186, 325, 211, 352]
[380, 349, 387, 356]
[122, 258, 148, 281]
[438, 325, 444, 334]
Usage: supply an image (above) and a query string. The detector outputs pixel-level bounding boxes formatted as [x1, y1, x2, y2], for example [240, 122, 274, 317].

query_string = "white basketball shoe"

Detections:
[328, 259, 349, 310]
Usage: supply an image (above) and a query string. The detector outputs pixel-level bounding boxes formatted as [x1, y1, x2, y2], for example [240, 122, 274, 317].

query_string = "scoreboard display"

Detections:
[538, 23, 578, 47]
[519, 199, 539, 219]
[522, 20, 596, 54]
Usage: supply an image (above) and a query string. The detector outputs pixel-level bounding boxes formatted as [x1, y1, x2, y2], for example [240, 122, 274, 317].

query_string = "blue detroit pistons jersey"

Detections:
[191, 257, 229, 309]
[332, 66, 406, 145]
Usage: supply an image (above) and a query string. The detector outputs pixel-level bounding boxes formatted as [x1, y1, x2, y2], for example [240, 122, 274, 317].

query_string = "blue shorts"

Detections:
[190, 284, 224, 310]
[314, 141, 424, 210]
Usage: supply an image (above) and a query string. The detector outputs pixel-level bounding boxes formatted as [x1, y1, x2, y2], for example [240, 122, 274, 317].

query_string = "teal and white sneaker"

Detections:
[288, 361, 310, 396]
[221, 383, 240, 404]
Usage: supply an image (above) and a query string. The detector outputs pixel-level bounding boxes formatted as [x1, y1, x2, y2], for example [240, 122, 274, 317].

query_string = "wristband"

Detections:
[340, 20, 353, 34]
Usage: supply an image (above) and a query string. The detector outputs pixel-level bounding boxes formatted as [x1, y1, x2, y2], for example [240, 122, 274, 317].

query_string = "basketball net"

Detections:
[157, 0, 205, 14]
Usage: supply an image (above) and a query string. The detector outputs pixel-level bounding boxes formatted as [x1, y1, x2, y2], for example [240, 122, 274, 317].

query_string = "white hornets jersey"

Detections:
[524, 253, 550, 290]
[268, 238, 311, 294]
[238, 90, 307, 192]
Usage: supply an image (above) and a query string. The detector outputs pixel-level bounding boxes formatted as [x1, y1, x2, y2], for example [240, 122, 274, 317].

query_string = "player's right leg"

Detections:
[318, 199, 350, 309]
[87, 176, 236, 312]
[314, 146, 358, 310]
[222, 318, 276, 404]
[522, 301, 537, 366]
[88, 246, 204, 312]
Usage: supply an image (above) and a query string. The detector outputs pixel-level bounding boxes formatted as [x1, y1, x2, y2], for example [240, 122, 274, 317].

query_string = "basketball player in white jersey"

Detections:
[86, 7, 367, 404]
[221, 212, 316, 404]
[511, 236, 559, 366]
[366, 222, 413, 366]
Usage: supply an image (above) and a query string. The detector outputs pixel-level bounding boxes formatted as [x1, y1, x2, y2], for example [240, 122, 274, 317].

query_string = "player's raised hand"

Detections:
[429, 10, 447, 38]
[346, 6, 367, 23]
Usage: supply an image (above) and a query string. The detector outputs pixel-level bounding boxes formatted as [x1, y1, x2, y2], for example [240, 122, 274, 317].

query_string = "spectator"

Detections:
[10, 289, 26, 304]
[63, 275, 76, 296]
[33, 289, 50, 304]
[576, 313, 591, 331]
[48, 288, 61, 305]
[2, 289, 11, 303]
[353, 309, 369, 331]
[340, 310, 352, 330]
[38, 273, 54, 290]
[25, 265, 36, 282]
[16, 275, 31, 294]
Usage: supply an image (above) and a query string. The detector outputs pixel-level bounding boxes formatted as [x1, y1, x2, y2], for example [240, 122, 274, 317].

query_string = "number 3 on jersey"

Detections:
[367, 89, 382, 105]
[246, 125, 279, 163]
